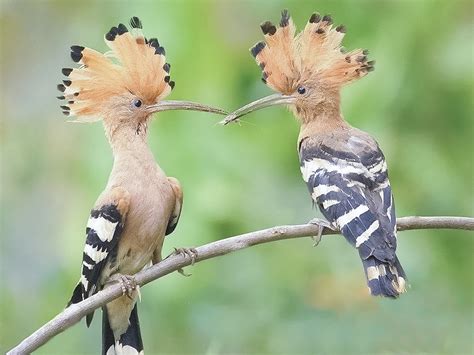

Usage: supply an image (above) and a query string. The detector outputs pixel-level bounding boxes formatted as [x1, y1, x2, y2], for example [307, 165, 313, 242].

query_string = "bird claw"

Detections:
[307, 218, 336, 247]
[109, 274, 141, 301]
[173, 247, 198, 265]
[170, 247, 198, 277]
[177, 268, 192, 277]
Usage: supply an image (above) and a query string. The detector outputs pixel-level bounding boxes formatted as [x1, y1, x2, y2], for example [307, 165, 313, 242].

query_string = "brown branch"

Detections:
[7, 216, 474, 354]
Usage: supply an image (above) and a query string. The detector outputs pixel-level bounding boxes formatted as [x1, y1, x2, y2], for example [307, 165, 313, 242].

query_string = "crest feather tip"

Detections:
[322, 14, 333, 24]
[148, 38, 159, 48]
[250, 41, 266, 57]
[309, 13, 321, 23]
[261, 21, 276, 35]
[130, 16, 142, 29]
[105, 27, 120, 41]
[62, 68, 73, 76]
[70, 46, 84, 62]
[280, 9, 290, 27]
[117, 23, 128, 35]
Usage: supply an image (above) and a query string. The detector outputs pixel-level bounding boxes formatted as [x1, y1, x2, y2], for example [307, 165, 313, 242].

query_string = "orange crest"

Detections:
[251, 10, 375, 93]
[57, 17, 173, 120]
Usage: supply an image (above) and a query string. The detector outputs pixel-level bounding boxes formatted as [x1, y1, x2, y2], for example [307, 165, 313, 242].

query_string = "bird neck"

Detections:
[296, 99, 350, 142]
[105, 121, 154, 163]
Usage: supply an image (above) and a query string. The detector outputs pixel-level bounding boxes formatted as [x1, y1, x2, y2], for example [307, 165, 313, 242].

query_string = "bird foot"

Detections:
[173, 247, 198, 265]
[307, 218, 336, 247]
[170, 247, 198, 277]
[177, 268, 192, 277]
[108, 274, 141, 301]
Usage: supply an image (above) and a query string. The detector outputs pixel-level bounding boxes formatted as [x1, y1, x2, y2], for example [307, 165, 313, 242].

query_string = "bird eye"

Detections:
[132, 99, 142, 108]
[297, 86, 306, 95]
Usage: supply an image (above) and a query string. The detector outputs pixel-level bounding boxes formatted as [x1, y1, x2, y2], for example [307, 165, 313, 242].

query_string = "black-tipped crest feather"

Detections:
[280, 9, 290, 27]
[251, 41, 266, 57]
[58, 17, 174, 119]
[130, 16, 142, 29]
[261, 21, 277, 35]
[250, 9, 375, 91]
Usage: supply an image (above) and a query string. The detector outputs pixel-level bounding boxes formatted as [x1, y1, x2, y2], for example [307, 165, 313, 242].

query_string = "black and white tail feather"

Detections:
[299, 135, 407, 298]
[103, 304, 144, 355]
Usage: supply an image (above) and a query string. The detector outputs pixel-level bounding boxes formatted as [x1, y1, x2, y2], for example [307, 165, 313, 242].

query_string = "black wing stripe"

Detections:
[90, 204, 121, 223]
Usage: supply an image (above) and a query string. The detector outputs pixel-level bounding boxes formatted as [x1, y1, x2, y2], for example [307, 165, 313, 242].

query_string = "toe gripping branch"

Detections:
[166, 247, 199, 277]
[307, 218, 336, 246]
[108, 274, 141, 301]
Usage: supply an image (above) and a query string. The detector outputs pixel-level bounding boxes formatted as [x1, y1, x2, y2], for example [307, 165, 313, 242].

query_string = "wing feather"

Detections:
[300, 137, 397, 263]
[68, 187, 130, 326]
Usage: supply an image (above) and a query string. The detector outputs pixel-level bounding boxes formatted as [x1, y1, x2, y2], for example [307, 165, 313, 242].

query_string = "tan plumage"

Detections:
[222, 10, 406, 299]
[61, 16, 225, 354]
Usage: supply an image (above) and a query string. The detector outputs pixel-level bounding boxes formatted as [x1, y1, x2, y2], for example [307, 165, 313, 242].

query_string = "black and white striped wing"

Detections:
[68, 204, 125, 307]
[299, 140, 397, 263]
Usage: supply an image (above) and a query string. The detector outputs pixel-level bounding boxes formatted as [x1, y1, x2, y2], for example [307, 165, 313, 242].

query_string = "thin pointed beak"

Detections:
[147, 100, 227, 115]
[219, 93, 295, 125]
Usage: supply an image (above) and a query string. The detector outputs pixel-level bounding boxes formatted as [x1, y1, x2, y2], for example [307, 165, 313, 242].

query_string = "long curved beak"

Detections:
[147, 100, 227, 115]
[219, 93, 295, 125]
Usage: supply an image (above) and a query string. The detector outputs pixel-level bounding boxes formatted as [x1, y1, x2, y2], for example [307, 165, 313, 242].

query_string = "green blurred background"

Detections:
[1, 0, 473, 353]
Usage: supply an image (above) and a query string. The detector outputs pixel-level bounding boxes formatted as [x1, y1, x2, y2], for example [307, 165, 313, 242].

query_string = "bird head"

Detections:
[220, 10, 374, 125]
[57, 17, 226, 133]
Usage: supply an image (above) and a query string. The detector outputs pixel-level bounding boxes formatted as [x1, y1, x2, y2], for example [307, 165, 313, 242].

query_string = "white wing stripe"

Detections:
[355, 220, 380, 247]
[84, 244, 108, 263]
[366, 265, 387, 281]
[368, 159, 385, 174]
[87, 216, 118, 242]
[322, 199, 340, 209]
[301, 157, 387, 184]
[302, 158, 371, 180]
[82, 261, 93, 270]
[80, 274, 89, 290]
[336, 204, 369, 228]
[312, 185, 340, 199]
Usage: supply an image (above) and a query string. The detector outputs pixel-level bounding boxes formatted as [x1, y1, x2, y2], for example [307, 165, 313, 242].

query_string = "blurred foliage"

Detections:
[1, 0, 473, 354]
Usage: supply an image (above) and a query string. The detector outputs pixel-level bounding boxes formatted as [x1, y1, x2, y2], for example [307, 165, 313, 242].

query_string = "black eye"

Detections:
[297, 86, 306, 95]
[133, 99, 142, 108]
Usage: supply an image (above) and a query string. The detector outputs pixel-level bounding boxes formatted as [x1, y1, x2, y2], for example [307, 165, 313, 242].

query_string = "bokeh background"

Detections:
[1, 0, 473, 354]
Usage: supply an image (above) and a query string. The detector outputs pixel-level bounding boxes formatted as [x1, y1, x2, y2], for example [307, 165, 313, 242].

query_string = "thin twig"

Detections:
[7, 216, 474, 354]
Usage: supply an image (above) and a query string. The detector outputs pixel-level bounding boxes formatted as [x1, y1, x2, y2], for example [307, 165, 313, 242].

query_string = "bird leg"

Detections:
[107, 274, 141, 301]
[307, 218, 336, 247]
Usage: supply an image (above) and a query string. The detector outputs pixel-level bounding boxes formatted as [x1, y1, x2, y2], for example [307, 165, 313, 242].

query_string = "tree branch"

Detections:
[8, 216, 474, 354]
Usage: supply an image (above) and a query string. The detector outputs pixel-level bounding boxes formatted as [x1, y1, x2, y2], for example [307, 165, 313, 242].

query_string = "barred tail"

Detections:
[102, 304, 144, 355]
[362, 256, 407, 298]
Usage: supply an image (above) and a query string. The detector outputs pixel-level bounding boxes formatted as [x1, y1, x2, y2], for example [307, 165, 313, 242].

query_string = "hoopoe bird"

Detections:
[221, 10, 407, 298]
[57, 17, 225, 354]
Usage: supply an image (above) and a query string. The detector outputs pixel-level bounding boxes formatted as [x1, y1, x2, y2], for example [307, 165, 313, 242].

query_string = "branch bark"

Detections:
[8, 216, 474, 354]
